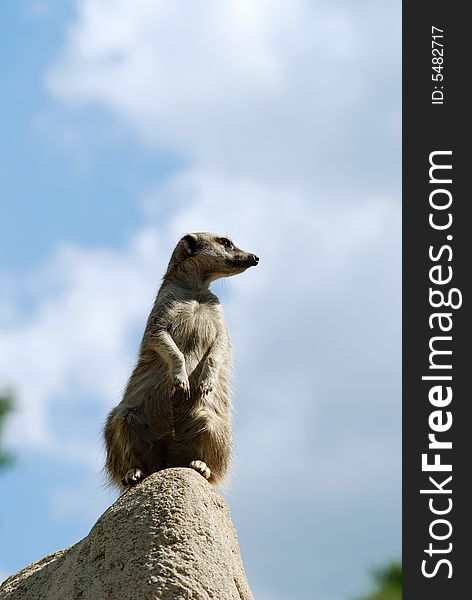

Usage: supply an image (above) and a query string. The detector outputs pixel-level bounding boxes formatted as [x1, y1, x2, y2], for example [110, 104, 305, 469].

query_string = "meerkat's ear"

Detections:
[182, 234, 200, 255]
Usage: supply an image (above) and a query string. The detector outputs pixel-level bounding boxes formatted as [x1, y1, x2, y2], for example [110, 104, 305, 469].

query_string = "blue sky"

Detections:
[0, 2, 401, 599]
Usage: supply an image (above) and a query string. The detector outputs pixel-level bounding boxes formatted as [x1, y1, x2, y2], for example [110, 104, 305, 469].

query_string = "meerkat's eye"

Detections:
[219, 238, 233, 249]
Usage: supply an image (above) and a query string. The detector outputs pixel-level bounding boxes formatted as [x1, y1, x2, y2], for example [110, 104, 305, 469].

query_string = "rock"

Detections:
[0, 469, 254, 600]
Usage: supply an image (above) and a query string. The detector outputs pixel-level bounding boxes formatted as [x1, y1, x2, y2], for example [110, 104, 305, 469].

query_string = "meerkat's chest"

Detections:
[169, 300, 223, 349]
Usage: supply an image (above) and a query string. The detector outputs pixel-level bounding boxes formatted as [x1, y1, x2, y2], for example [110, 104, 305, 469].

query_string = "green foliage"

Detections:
[0, 389, 15, 470]
[355, 561, 402, 600]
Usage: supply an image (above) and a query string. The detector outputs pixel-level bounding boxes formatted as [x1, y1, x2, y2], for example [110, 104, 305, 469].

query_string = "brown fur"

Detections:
[104, 232, 259, 490]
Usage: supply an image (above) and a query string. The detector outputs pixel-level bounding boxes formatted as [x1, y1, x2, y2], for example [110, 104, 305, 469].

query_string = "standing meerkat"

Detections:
[104, 232, 259, 490]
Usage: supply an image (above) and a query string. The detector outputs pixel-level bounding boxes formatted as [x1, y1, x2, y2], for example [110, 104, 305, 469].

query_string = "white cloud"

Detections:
[46, 0, 400, 190]
[0, 229, 168, 455]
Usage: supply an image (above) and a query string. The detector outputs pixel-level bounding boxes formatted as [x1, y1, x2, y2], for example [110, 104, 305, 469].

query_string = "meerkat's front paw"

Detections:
[121, 468, 146, 487]
[189, 460, 211, 480]
[198, 378, 214, 398]
[172, 371, 190, 399]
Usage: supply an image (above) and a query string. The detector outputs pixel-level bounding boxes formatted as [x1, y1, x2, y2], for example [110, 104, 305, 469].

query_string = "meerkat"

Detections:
[104, 232, 259, 490]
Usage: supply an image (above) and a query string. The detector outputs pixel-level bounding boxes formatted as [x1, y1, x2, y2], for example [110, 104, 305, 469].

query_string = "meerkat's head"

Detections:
[165, 232, 259, 284]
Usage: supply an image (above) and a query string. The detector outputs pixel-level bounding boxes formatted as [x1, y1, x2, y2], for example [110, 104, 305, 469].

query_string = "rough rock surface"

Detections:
[0, 469, 253, 600]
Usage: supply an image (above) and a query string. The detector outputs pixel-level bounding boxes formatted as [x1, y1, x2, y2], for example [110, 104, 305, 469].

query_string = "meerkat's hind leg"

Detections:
[121, 468, 146, 487]
[189, 460, 211, 480]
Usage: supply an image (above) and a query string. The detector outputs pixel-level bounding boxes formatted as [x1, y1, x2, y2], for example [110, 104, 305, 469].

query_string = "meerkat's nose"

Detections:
[249, 254, 259, 265]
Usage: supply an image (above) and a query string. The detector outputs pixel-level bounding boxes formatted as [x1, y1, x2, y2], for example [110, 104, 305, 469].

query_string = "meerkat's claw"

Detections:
[189, 460, 211, 480]
[121, 468, 146, 487]
[199, 381, 213, 397]
[172, 374, 190, 399]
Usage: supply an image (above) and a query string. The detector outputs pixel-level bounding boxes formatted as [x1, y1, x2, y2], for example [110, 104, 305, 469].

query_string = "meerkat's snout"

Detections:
[229, 251, 259, 270]
[240, 253, 259, 267]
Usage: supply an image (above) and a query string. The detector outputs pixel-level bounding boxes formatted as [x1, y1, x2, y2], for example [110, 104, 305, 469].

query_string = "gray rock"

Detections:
[0, 468, 254, 600]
